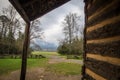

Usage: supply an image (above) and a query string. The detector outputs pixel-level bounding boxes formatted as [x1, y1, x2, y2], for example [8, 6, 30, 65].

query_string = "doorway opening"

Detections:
[0, 0, 85, 80]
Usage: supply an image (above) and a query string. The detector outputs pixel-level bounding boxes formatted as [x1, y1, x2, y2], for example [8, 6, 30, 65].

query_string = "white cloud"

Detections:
[43, 24, 64, 46]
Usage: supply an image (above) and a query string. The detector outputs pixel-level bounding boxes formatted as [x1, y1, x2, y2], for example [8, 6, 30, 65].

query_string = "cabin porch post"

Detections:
[20, 22, 30, 80]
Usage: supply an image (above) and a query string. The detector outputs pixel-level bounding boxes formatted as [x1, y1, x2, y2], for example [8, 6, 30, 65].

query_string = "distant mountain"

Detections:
[30, 40, 57, 51]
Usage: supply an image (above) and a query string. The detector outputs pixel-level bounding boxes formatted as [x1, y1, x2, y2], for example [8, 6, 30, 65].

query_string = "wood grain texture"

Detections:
[86, 22, 120, 40]
[87, 36, 120, 44]
[84, 0, 120, 79]
[86, 54, 120, 66]
[88, 0, 118, 21]
[86, 68, 106, 80]
[87, 0, 113, 17]
[87, 15, 120, 32]
[86, 41, 120, 58]
[87, 1, 120, 28]
[86, 58, 120, 80]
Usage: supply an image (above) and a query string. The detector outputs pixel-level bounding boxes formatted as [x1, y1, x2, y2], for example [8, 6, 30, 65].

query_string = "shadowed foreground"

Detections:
[0, 68, 82, 80]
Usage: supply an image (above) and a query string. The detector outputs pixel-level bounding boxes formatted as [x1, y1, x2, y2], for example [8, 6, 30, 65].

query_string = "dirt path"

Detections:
[48, 55, 83, 64]
[0, 68, 45, 80]
[0, 68, 82, 80]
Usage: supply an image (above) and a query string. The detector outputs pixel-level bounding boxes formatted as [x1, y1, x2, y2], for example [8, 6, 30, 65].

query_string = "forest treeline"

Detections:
[0, 5, 42, 55]
[0, 5, 24, 55]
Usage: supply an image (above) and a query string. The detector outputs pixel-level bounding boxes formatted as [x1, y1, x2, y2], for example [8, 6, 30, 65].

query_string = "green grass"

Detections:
[47, 62, 81, 75]
[32, 51, 59, 56]
[0, 59, 82, 75]
[0, 59, 21, 75]
[0, 58, 48, 75]
[27, 58, 48, 68]
[31, 51, 67, 58]
[0, 51, 82, 75]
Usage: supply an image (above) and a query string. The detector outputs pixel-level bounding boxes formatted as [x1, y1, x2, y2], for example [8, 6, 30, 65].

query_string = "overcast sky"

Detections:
[0, 0, 85, 46]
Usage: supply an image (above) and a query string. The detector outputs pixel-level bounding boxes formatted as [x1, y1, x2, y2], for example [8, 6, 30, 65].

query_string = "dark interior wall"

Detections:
[83, 0, 120, 80]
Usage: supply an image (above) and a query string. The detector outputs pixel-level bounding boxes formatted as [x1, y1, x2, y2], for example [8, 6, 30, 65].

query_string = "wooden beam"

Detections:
[9, 0, 30, 23]
[88, 0, 118, 21]
[81, 0, 89, 80]
[20, 23, 30, 80]
[87, 36, 120, 44]
[87, 15, 120, 32]
[86, 53, 120, 66]
[29, 0, 70, 21]
[86, 68, 107, 80]
[22, 0, 39, 7]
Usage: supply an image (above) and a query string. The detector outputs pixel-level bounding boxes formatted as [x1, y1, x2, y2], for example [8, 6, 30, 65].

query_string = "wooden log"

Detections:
[87, 0, 113, 17]
[86, 54, 120, 66]
[88, 0, 119, 21]
[86, 68, 106, 80]
[87, 15, 120, 32]
[85, 58, 120, 80]
[87, 36, 120, 44]
[84, 0, 120, 80]
[86, 41, 120, 58]
[20, 23, 30, 80]
[87, 2, 120, 28]
[9, 0, 30, 23]
[85, 73, 95, 80]
[81, 0, 88, 80]
[86, 22, 120, 40]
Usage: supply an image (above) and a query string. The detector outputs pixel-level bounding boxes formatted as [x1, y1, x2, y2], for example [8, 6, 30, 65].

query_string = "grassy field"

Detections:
[0, 58, 48, 75]
[31, 51, 67, 58]
[32, 51, 59, 56]
[0, 59, 81, 75]
[0, 59, 21, 75]
[32, 51, 82, 59]
[0, 51, 82, 76]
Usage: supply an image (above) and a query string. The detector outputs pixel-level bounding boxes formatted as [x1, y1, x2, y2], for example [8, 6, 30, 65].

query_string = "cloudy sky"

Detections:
[0, 0, 85, 46]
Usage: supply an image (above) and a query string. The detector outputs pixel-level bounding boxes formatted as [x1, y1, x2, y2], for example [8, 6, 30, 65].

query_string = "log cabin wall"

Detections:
[84, 0, 120, 80]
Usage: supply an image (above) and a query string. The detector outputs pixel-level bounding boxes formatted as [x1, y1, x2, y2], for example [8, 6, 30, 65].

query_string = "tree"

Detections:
[30, 19, 43, 41]
[0, 5, 44, 55]
[62, 13, 81, 42]
[0, 15, 9, 40]
[58, 13, 81, 54]
[1, 5, 21, 43]
[31, 42, 42, 51]
[22, 19, 43, 45]
[2, 5, 21, 36]
[57, 38, 83, 55]
[57, 40, 69, 55]
[16, 31, 24, 54]
[0, 5, 22, 55]
[23, 19, 44, 53]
